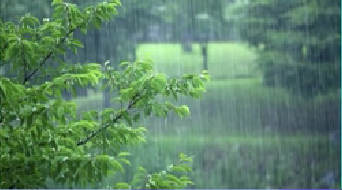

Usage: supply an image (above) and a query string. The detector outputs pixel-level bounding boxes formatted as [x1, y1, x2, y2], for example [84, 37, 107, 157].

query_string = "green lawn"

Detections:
[116, 134, 339, 189]
[68, 40, 340, 188]
[51, 43, 341, 189]
[147, 134, 328, 144]
[72, 42, 338, 136]
[136, 42, 258, 78]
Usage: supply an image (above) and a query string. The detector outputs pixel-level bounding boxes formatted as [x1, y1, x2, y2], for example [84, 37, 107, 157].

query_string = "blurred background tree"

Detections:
[234, 0, 341, 97]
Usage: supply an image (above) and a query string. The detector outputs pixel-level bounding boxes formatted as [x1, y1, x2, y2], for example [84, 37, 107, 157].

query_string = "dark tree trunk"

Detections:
[202, 45, 208, 70]
[132, 44, 137, 62]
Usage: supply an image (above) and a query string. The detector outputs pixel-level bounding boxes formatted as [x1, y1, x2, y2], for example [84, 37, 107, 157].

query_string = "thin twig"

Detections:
[76, 93, 141, 146]
[22, 28, 76, 85]
[22, 42, 28, 82]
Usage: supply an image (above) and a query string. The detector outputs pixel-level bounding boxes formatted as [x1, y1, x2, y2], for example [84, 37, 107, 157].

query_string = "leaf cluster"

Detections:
[0, 0, 209, 188]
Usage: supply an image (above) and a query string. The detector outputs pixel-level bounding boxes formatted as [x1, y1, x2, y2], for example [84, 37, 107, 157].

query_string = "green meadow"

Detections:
[136, 42, 259, 78]
[72, 42, 340, 188]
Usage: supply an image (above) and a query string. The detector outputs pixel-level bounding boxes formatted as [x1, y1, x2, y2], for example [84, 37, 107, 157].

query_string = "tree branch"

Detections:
[22, 28, 76, 85]
[76, 92, 141, 146]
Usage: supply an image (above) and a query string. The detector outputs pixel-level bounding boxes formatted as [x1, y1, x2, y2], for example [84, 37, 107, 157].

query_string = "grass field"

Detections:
[69, 42, 340, 188]
[74, 42, 338, 135]
[110, 134, 340, 189]
[136, 42, 259, 78]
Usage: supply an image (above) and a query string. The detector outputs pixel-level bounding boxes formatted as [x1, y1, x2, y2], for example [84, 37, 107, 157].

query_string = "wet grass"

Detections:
[71, 84, 340, 189]
[136, 42, 258, 78]
[53, 43, 341, 188]
[147, 134, 329, 145]
[66, 43, 341, 189]
[113, 134, 340, 189]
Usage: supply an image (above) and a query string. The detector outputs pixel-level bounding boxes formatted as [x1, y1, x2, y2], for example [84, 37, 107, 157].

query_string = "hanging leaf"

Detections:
[52, 0, 63, 5]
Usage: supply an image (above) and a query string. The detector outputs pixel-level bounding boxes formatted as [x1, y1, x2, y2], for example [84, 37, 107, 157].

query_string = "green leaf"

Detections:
[52, 0, 63, 5]
[120, 61, 130, 67]
[95, 155, 111, 161]
[119, 158, 131, 165]
[151, 74, 167, 92]
[171, 166, 186, 172]
[174, 105, 190, 118]
[71, 39, 84, 48]
[115, 182, 130, 189]
[110, 160, 124, 172]
[118, 152, 131, 157]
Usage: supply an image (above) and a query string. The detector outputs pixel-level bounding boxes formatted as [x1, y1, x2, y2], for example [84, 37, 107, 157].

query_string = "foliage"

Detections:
[235, 0, 341, 97]
[0, 0, 210, 188]
[112, 153, 194, 189]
